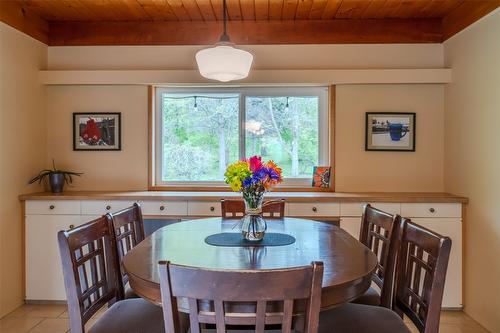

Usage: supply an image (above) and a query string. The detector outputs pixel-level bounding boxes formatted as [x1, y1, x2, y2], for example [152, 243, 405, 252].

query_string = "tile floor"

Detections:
[0, 303, 490, 333]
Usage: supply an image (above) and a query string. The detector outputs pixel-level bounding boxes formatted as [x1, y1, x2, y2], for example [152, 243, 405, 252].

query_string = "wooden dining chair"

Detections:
[58, 216, 164, 333]
[352, 204, 403, 308]
[158, 261, 324, 333]
[221, 199, 286, 218]
[107, 203, 145, 300]
[318, 220, 451, 333]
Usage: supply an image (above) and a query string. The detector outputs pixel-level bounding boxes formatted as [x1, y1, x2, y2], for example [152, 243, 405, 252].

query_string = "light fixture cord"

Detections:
[220, 0, 230, 42]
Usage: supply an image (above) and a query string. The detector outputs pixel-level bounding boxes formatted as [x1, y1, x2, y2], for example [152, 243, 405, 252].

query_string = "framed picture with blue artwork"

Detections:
[365, 112, 416, 151]
[73, 112, 121, 151]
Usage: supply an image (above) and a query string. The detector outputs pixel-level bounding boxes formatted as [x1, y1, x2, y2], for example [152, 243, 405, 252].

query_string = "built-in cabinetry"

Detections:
[23, 195, 464, 309]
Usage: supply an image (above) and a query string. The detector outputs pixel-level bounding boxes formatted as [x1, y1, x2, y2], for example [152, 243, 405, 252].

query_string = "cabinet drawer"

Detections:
[188, 201, 221, 216]
[81, 200, 136, 215]
[340, 202, 401, 217]
[25, 200, 81, 215]
[401, 203, 462, 218]
[288, 202, 340, 217]
[141, 201, 188, 216]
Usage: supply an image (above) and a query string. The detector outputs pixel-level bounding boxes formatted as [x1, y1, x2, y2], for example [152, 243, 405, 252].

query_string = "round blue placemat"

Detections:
[205, 232, 296, 247]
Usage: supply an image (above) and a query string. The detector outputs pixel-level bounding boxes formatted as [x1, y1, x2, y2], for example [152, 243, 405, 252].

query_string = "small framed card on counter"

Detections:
[312, 166, 332, 188]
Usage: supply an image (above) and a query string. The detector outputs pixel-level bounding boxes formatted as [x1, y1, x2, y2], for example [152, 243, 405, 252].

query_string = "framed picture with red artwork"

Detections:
[73, 113, 121, 151]
[312, 166, 331, 188]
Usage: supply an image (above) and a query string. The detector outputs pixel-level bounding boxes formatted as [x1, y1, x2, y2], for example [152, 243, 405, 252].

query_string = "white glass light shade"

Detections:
[196, 44, 253, 82]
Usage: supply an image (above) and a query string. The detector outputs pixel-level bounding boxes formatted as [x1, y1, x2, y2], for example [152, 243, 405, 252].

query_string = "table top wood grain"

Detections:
[123, 217, 378, 310]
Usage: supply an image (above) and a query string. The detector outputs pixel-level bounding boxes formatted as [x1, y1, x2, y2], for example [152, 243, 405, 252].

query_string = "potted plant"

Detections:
[224, 156, 283, 241]
[29, 160, 82, 193]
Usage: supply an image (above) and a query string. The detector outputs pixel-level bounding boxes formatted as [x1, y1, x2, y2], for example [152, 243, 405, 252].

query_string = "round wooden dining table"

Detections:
[123, 217, 377, 313]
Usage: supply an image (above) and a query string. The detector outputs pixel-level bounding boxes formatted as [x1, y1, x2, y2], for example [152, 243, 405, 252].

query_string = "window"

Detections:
[152, 86, 330, 188]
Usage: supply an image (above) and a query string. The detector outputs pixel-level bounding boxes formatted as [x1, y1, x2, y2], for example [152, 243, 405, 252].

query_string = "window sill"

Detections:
[148, 185, 334, 192]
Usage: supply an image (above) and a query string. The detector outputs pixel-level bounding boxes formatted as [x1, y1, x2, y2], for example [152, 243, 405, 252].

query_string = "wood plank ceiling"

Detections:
[0, 0, 499, 45]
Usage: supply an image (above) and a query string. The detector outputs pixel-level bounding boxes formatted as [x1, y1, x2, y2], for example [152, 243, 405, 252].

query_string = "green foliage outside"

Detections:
[161, 93, 319, 181]
[245, 96, 319, 178]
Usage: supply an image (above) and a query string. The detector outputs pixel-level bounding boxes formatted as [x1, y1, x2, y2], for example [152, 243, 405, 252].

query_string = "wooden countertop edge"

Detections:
[18, 191, 469, 203]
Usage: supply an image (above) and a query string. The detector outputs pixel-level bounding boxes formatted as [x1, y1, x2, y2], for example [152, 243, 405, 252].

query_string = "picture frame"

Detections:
[365, 112, 416, 151]
[73, 113, 121, 151]
[312, 166, 331, 188]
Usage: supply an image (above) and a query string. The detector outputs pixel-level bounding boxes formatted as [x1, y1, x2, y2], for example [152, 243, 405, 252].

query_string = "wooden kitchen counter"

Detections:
[19, 191, 468, 203]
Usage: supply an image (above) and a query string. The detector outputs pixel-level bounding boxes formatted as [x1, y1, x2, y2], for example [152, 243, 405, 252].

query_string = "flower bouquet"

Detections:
[224, 156, 283, 241]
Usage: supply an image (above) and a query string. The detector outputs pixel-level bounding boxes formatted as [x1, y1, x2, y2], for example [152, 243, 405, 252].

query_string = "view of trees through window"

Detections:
[245, 97, 319, 178]
[160, 90, 321, 183]
[162, 93, 239, 181]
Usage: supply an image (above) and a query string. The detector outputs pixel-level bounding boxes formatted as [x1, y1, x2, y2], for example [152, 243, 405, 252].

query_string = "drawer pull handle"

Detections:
[159, 206, 165, 211]
[49, 205, 55, 210]
[106, 205, 111, 211]
[429, 208, 436, 213]
[69, 224, 75, 229]
[312, 207, 318, 212]
[210, 206, 215, 212]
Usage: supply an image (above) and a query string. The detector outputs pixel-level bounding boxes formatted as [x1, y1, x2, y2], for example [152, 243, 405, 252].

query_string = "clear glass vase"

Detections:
[241, 191, 267, 241]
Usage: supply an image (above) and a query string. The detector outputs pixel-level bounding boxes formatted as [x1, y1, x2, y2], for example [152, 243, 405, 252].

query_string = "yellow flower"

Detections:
[229, 179, 242, 191]
[224, 161, 251, 192]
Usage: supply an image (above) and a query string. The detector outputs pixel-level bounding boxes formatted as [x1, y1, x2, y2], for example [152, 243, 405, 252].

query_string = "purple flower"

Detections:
[242, 176, 253, 187]
[242, 166, 281, 189]
[267, 167, 280, 180]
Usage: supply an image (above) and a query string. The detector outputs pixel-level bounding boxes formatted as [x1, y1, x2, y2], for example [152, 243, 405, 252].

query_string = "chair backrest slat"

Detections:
[107, 203, 145, 299]
[221, 199, 286, 219]
[158, 261, 323, 333]
[255, 300, 266, 333]
[188, 298, 201, 333]
[215, 300, 226, 333]
[58, 216, 119, 333]
[393, 220, 452, 333]
[359, 204, 403, 308]
[282, 299, 294, 333]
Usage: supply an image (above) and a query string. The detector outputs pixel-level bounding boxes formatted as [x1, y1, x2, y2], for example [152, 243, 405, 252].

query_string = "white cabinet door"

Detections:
[340, 217, 361, 240]
[411, 218, 462, 309]
[25, 215, 83, 301]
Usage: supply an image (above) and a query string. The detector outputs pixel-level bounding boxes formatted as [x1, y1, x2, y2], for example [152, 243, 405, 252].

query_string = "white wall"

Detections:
[46, 83, 446, 192]
[46, 85, 148, 190]
[444, 9, 500, 332]
[47, 44, 444, 70]
[336, 84, 444, 192]
[0, 22, 47, 317]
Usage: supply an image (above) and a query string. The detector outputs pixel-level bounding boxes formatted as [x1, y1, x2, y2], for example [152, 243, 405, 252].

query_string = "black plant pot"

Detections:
[49, 173, 65, 193]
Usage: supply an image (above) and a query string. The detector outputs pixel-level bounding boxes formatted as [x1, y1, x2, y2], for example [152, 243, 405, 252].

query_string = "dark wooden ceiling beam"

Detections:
[2, 0, 498, 46]
[0, 1, 48, 43]
[48, 18, 443, 46]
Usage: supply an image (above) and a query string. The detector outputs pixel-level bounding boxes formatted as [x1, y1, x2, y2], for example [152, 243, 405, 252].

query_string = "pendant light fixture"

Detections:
[195, 0, 253, 82]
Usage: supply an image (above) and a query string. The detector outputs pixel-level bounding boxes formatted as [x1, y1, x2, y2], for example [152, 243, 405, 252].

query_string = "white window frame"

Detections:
[153, 86, 329, 188]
